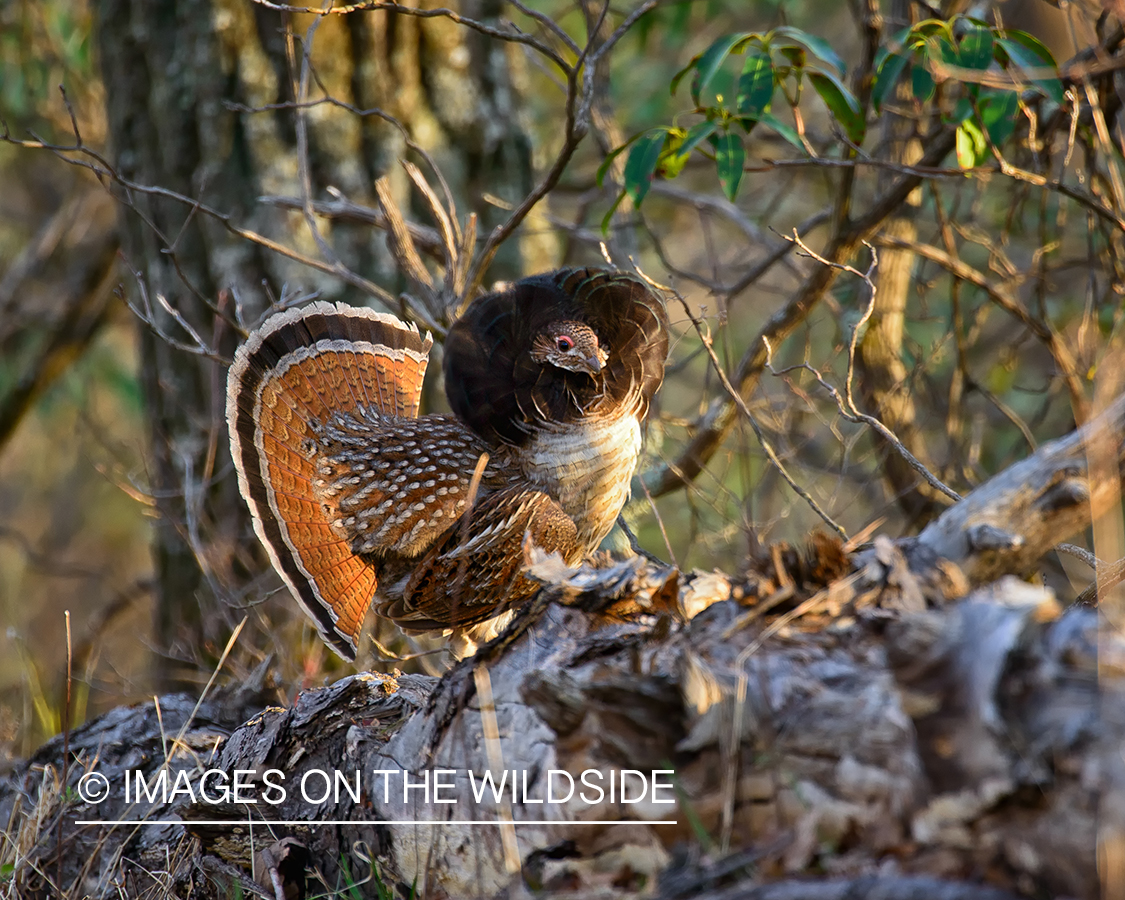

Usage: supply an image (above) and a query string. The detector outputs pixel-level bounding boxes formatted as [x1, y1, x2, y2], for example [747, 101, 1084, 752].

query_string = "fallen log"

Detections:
[3, 395, 1124, 900]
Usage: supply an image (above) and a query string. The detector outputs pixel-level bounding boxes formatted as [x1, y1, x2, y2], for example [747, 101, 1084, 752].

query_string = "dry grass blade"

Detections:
[458, 212, 478, 300]
[374, 176, 436, 306]
[169, 618, 247, 759]
[403, 161, 461, 253]
[473, 666, 520, 875]
[402, 161, 461, 304]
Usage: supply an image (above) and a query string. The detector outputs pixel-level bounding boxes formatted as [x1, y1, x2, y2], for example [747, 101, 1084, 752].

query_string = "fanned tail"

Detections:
[226, 301, 432, 659]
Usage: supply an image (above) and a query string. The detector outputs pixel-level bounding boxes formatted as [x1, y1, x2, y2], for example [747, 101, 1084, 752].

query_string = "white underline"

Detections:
[75, 819, 678, 827]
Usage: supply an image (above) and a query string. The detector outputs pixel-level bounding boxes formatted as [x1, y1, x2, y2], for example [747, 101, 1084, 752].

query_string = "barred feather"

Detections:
[226, 270, 669, 660]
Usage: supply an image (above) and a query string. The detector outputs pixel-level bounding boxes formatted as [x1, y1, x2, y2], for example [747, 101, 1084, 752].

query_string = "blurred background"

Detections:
[0, 0, 1116, 758]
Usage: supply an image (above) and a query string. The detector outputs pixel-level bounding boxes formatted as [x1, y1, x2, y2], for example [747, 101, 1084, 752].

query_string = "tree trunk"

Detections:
[92, 0, 533, 687]
[857, 0, 946, 526]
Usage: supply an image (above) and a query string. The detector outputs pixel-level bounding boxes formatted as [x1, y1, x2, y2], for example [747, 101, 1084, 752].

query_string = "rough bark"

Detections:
[2, 553, 1116, 899]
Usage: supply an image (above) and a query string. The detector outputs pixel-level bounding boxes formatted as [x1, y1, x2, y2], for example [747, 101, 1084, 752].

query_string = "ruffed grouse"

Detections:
[226, 268, 669, 659]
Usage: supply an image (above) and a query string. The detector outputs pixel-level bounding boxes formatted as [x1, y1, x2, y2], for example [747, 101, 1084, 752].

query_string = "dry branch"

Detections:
[912, 392, 1125, 583]
[0, 234, 118, 452]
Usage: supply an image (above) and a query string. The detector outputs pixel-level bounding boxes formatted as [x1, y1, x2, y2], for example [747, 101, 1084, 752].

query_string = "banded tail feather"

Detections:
[226, 302, 432, 659]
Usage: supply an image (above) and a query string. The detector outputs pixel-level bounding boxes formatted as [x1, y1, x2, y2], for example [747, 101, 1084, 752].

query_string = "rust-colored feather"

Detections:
[226, 302, 431, 658]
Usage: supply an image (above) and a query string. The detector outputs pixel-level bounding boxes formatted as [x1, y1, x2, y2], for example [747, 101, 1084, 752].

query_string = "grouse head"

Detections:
[529, 320, 608, 377]
[444, 268, 669, 446]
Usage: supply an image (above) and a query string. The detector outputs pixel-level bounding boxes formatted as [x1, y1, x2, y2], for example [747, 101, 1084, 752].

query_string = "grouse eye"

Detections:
[556, 336, 574, 352]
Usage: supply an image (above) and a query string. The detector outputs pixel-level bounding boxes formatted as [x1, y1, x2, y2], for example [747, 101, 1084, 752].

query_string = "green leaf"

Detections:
[678, 119, 719, 157]
[958, 25, 994, 71]
[808, 69, 866, 145]
[771, 26, 845, 75]
[760, 111, 805, 152]
[955, 118, 987, 169]
[736, 51, 774, 118]
[1000, 29, 1057, 66]
[654, 128, 689, 180]
[996, 32, 1064, 104]
[951, 96, 974, 125]
[936, 34, 960, 68]
[911, 62, 935, 102]
[929, 32, 976, 99]
[660, 120, 717, 178]
[677, 32, 751, 104]
[955, 122, 975, 169]
[979, 89, 1019, 146]
[882, 25, 915, 54]
[779, 45, 806, 69]
[670, 62, 693, 97]
[623, 129, 670, 205]
[596, 130, 647, 187]
[599, 192, 625, 234]
[910, 19, 954, 42]
[713, 131, 745, 200]
[659, 154, 689, 180]
[873, 51, 911, 112]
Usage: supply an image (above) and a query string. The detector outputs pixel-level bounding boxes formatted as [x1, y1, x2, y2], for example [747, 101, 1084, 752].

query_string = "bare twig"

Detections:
[258, 194, 446, 256]
[0, 129, 398, 308]
[876, 235, 1089, 422]
[785, 232, 962, 502]
[0, 242, 117, 452]
[638, 268, 849, 539]
[644, 125, 961, 498]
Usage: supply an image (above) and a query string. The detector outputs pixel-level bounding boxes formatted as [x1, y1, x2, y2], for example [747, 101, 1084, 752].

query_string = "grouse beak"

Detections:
[585, 355, 605, 374]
